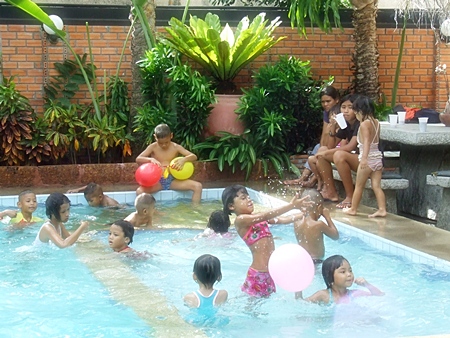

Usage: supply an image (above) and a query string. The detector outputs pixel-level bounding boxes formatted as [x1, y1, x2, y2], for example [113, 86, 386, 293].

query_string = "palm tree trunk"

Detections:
[130, 0, 156, 119]
[351, 0, 380, 100]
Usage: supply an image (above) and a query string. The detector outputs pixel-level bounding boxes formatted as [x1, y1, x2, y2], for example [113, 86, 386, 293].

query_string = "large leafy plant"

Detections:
[135, 44, 215, 151]
[238, 56, 331, 155]
[164, 12, 285, 93]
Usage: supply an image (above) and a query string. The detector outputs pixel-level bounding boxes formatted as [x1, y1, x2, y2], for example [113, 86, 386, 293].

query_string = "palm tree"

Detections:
[350, 0, 379, 100]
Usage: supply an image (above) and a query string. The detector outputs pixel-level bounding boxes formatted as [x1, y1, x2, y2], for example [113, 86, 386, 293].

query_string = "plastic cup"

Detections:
[419, 117, 428, 132]
[397, 111, 406, 124]
[335, 113, 347, 129]
[389, 114, 397, 127]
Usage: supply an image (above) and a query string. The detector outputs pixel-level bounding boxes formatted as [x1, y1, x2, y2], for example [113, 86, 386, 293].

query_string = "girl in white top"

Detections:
[34, 193, 89, 248]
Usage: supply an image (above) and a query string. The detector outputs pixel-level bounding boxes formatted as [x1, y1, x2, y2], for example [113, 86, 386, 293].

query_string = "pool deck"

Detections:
[2, 180, 450, 264]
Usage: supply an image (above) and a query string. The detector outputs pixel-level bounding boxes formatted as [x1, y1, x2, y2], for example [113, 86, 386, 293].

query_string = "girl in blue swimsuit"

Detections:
[299, 255, 384, 304]
[184, 254, 228, 309]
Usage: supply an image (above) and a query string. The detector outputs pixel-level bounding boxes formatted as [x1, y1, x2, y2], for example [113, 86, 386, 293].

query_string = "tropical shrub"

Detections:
[44, 54, 96, 109]
[164, 12, 285, 93]
[0, 77, 40, 165]
[238, 56, 332, 155]
[193, 130, 257, 180]
[136, 43, 215, 151]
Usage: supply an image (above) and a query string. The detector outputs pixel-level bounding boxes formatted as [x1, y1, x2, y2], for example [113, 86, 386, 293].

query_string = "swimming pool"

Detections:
[1, 188, 450, 337]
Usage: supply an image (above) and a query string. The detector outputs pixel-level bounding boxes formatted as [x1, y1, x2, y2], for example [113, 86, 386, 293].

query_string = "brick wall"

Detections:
[1, 23, 449, 113]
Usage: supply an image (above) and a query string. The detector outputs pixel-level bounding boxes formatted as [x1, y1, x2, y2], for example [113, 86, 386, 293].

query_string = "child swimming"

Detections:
[108, 220, 134, 253]
[34, 193, 89, 248]
[183, 254, 228, 309]
[299, 254, 384, 304]
[222, 184, 311, 298]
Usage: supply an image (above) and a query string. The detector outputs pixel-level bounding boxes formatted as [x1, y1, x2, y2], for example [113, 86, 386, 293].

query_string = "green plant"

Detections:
[0, 76, 35, 165]
[238, 56, 330, 155]
[374, 93, 393, 121]
[193, 130, 257, 180]
[21, 117, 52, 165]
[44, 54, 96, 109]
[44, 102, 86, 163]
[170, 65, 216, 150]
[164, 12, 285, 93]
[136, 43, 215, 151]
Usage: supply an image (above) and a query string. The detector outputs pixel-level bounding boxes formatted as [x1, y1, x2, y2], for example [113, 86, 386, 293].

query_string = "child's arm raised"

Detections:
[237, 195, 311, 227]
[0, 209, 18, 219]
[354, 277, 385, 296]
[269, 212, 305, 225]
[45, 221, 89, 248]
[320, 208, 339, 240]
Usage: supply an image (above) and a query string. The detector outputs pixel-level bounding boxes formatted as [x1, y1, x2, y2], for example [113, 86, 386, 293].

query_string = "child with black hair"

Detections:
[294, 189, 339, 264]
[108, 219, 134, 253]
[343, 95, 386, 218]
[222, 185, 311, 298]
[34, 192, 89, 248]
[184, 254, 228, 309]
[10, 190, 42, 226]
[67, 182, 119, 207]
[198, 210, 231, 238]
[299, 255, 384, 304]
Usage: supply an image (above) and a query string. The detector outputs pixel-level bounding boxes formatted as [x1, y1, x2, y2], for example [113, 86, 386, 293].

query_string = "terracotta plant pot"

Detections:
[204, 94, 245, 137]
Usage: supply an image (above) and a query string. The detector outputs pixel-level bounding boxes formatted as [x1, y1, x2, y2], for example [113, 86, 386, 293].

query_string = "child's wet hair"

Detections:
[193, 254, 222, 288]
[18, 190, 35, 200]
[320, 86, 340, 100]
[154, 123, 171, 139]
[207, 210, 230, 234]
[112, 219, 134, 244]
[352, 95, 375, 118]
[45, 193, 70, 221]
[222, 184, 249, 216]
[322, 255, 349, 289]
[84, 182, 102, 197]
[135, 193, 156, 211]
[301, 189, 323, 211]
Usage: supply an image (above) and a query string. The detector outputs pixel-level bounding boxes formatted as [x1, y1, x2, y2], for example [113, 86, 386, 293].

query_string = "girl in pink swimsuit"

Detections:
[343, 95, 387, 218]
[222, 185, 311, 297]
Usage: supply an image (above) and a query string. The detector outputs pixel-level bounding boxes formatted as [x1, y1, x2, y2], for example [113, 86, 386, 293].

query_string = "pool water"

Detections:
[1, 190, 450, 337]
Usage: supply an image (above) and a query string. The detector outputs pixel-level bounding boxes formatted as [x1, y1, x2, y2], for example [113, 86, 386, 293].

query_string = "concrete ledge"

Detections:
[332, 169, 409, 190]
[426, 174, 450, 188]
[0, 160, 277, 188]
[426, 175, 450, 230]
[332, 169, 408, 214]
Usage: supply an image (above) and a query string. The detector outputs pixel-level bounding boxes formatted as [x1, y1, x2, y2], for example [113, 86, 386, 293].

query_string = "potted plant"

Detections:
[163, 12, 285, 135]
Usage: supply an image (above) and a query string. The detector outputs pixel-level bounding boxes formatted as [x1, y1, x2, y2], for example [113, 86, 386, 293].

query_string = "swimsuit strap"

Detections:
[118, 245, 130, 252]
[369, 118, 380, 144]
[328, 288, 334, 305]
